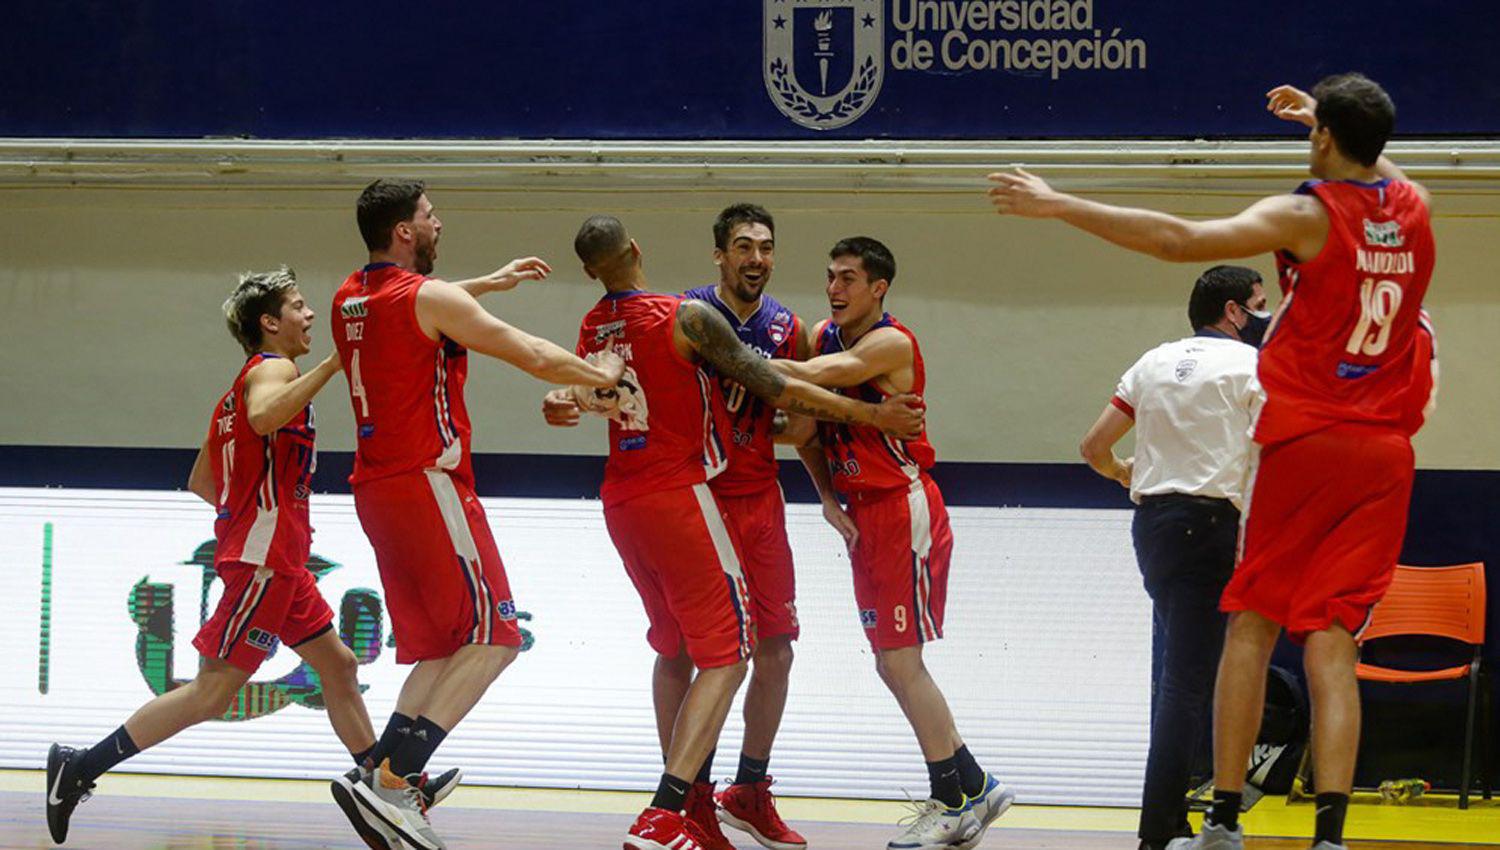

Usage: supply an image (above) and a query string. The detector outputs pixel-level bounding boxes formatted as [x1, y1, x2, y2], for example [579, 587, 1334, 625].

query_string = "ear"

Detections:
[259, 311, 280, 337]
[393, 221, 413, 245]
[873, 278, 891, 300]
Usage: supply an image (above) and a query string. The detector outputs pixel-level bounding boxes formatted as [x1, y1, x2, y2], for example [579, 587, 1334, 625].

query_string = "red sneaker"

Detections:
[624, 807, 707, 850]
[684, 781, 738, 850]
[716, 778, 807, 850]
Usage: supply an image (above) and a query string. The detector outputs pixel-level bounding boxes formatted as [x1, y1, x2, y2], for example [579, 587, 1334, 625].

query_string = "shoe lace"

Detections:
[895, 791, 949, 833]
[402, 778, 432, 821]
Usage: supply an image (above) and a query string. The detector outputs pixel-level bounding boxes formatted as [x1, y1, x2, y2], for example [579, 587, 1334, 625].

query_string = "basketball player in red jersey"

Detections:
[546, 215, 923, 850]
[773, 238, 1014, 850]
[331, 180, 623, 850]
[989, 75, 1438, 850]
[46, 270, 381, 848]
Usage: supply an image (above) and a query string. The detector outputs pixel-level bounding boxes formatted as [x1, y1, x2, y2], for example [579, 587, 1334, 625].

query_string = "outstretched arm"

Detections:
[987, 170, 1327, 263]
[418, 280, 623, 387]
[243, 352, 342, 436]
[771, 327, 911, 389]
[1079, 403, 1134, 489]
[440, 256, 554, 297]
[675, 299, 923, 439]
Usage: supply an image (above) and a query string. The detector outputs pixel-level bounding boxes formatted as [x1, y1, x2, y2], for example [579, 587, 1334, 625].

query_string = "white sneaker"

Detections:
[887, 795, 977, 850]
[350, 760, 446, 850]
[1310, 844, 1348, 850]
[958, 775, 1014, 849]
[1167, 823, 1244, 850]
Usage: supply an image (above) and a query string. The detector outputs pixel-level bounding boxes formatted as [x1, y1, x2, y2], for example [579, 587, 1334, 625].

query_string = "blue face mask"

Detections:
[1236, 303, 1273, 348]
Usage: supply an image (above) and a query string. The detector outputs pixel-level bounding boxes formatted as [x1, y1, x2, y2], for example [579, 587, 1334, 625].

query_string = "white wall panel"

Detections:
[0, 487, 1151, 805]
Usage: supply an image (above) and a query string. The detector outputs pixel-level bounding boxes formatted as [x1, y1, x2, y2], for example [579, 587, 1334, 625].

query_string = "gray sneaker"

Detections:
[1165, 822, 1244, 850]
[1310, 844, 1348, 850]
[350, 760, 446, 850]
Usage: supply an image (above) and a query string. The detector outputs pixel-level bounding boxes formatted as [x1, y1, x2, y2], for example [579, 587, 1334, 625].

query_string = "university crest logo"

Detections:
[764, 0, 884, 130]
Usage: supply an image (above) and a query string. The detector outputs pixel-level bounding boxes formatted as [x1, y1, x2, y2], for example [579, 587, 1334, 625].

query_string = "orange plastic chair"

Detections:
[1356, 562, 1491, 808]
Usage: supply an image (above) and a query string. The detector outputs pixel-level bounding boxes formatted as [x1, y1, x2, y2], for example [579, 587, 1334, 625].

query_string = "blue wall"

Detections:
[7, 1, 1500, 139]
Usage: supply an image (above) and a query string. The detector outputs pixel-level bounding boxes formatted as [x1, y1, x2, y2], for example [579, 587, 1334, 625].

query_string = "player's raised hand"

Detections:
[484, 256, 554, 292]
[986, 168, 1064, 218]
[822, 500, 859, 553]
[874, 392, 925, 439]
[541, 388, 582, 427]
[1266, 85, 1317, 128]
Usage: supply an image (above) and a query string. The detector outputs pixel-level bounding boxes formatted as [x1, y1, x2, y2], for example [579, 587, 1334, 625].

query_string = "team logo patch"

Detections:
[593, 319, 627, 344]
[293, 484, 311, 500]
[1363, 219, 1404, 248]
[764, 0, 884, 131]
[496, 599, 517, 621]
[340, 297, 369, 319]
[1174, 359, 1198, 382]
[859, 608, 878, 629]
[768, 312, 792, 345]
[244, 628, 278, 652]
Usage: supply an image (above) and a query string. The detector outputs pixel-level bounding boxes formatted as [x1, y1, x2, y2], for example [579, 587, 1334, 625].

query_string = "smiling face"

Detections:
[825, 253, 887, 329]
[261, 286, 316, 358]
[715, 221, 775, 304]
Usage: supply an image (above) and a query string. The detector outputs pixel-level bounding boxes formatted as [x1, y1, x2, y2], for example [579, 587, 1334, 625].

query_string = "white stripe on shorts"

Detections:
[425, 469, 493, 644]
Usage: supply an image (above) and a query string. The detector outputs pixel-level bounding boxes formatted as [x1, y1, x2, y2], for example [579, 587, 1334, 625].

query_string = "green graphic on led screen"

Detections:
[127, 540, 532, 721]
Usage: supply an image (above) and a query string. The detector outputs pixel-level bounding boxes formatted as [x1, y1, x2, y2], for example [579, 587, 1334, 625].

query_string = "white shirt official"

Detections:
[1113, 331, 1260, 507]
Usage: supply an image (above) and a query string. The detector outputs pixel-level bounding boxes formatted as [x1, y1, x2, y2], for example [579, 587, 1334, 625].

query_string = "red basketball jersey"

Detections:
[1256, 179, 1436, 444]
[207, 353, 316, 573]
[576, 291, 728, 508]
[814, 314, 936, 494]
[331, 263, 474, 487]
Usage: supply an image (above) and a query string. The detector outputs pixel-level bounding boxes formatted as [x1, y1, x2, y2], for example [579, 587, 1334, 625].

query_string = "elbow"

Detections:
[1153, 232, 1191, 263]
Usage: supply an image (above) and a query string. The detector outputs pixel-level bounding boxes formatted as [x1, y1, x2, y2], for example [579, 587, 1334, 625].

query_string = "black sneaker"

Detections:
[418, 767, 463, 808]
[331, 765, 400, 850]
[46, 744, 95, 844]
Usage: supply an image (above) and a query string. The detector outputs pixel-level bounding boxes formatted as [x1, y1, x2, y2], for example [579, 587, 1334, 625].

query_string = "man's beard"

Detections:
[414, 241, 436, 275]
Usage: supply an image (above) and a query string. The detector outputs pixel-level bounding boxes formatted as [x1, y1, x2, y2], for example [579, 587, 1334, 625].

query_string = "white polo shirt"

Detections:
[1112, 332, 1260, 508]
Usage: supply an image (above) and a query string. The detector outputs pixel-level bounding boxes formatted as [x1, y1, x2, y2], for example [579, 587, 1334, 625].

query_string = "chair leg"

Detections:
[1484, 667, 1494, 801]
[1461, 663, 1479, 810]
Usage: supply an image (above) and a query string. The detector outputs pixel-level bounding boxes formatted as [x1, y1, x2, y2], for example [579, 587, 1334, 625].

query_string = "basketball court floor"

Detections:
[2, 770, 1494, 849]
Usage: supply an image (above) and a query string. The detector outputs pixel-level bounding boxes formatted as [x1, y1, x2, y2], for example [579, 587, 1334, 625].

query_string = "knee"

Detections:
[719, 659, 750, 687]
[315, 644, 362, 692]
[657, 649, 696, 681]
[187, 677, 242, 722]
[875, 652, 918, 694]
[482, 644, 520, 679]
[752, 639, 794, 678]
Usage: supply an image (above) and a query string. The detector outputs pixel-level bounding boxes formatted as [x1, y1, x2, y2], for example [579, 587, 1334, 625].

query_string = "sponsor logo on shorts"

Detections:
[358, 424, 376, 438]
[859, 608, 878, 629]
[618, 435, 648, 451]
[293, 484, 311, 500]
[496, 599, 518, 621]
[244, 628, 278, 651]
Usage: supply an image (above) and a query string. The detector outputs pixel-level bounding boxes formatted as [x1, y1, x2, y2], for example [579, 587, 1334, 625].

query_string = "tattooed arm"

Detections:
[675, 299, 923, 438]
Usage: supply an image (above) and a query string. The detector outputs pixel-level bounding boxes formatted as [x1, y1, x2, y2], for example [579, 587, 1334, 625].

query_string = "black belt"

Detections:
[1138, 492, 1235, 509]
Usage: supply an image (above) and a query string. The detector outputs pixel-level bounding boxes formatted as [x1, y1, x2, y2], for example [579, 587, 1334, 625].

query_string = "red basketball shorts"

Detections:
[193, 561, 334, 673]
[605, 482, 755, 669]
[1223, 423, 1415, 643]
[353, 470, 522, 664]
[846, 475, 954, 651]
[714, 483, 799, 642]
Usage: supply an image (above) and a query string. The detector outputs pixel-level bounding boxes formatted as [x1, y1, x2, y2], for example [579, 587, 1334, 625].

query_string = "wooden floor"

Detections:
[0, 790, 1490, 850]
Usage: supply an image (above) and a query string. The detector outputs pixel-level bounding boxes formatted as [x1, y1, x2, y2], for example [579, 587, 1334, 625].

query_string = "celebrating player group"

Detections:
[46, 74, 1434, 850]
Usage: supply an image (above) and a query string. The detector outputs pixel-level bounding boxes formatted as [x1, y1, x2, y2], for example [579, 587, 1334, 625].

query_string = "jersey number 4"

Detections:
[349, 349, 370, 417]
[1345, 278, 1403, 357]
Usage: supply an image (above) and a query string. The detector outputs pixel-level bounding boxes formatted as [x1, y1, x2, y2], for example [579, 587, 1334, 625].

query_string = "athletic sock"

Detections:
[1207, 790, 1243, 831]
[651, 772, 692, 812]
[952, 744, 986, 798]
[352, 745, 375, 767]
[1313, 792, 1349, 845]
[735, 753, 770, 786]
[369, 712, 413, 767]
[695, 751, 714, 785]
[926, 755, 965, 809]
[76, 726, 140, 784]
[389, 716, 448, 778]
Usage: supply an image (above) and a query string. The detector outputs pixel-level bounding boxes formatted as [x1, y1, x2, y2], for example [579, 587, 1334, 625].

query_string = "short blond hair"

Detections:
[223, 267, 298, 354]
